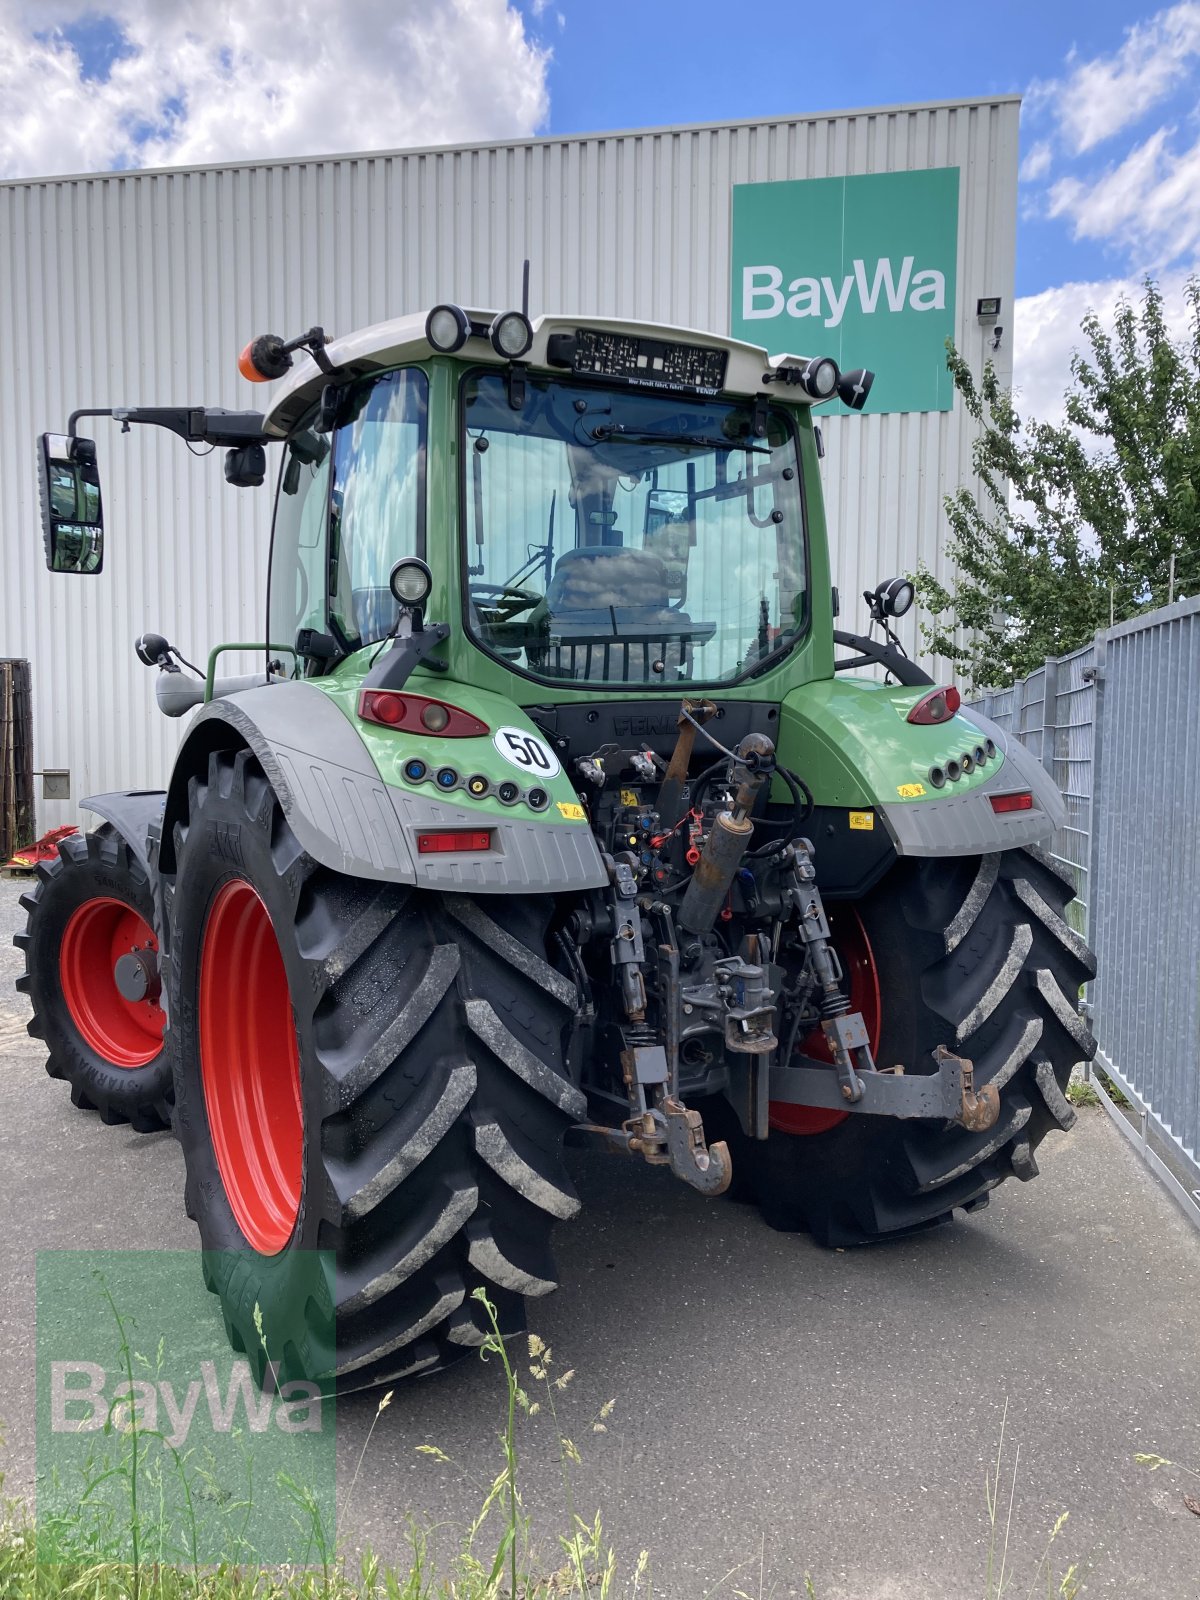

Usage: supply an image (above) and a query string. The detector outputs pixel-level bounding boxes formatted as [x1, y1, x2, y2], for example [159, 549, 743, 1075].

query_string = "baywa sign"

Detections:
[731, 168, 960, 414]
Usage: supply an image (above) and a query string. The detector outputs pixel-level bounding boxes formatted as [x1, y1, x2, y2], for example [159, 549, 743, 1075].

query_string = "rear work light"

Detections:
[416, 829, 492, 854]
[358, 691, 489, 738]
[990, 792, 1033, 814]
[907, 686, 962, 725]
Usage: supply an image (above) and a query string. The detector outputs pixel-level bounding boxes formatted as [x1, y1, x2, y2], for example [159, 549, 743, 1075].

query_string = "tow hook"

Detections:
[622, 1098, 732, 1196]
[938, 1044, 1001, 1132]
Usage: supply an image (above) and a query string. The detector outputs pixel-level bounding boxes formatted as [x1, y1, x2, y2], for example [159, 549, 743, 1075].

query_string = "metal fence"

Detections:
[967, 597, 1200, 1230]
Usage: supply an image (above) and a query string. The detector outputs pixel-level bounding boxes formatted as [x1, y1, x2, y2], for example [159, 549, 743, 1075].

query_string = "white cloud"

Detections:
[1019, 141, 1053, 182]
[1030, 2, 1200, 155]
[1047, 124, 1200, 269]
[0, 0, 551, 180]
[1013, 272, 1194, 427]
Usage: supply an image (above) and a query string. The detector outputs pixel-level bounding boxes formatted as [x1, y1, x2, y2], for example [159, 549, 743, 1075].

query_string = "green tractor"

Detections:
[17, 298, 1096, 1388]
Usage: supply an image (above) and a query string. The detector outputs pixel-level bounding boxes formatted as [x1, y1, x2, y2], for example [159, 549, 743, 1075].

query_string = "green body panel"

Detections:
[311, 658, 590, 825]
[776, 678, 1003, 809]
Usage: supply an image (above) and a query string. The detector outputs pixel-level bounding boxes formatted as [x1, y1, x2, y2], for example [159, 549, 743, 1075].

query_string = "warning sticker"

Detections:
[619, 789, 639, 807]
[896, 783, 927, 798]
[557, 801, 586, 821]
[848, 811, 875, 831]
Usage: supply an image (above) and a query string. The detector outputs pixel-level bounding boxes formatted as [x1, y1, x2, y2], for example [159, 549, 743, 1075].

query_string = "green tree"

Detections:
[915, 278, 1200, 689]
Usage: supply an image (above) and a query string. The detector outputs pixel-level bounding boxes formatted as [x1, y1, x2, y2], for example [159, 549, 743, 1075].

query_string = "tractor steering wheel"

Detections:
[469, 580, 541, 623]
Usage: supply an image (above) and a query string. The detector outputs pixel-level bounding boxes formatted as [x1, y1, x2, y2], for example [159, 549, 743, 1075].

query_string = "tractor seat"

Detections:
[545, 546, 672, 614]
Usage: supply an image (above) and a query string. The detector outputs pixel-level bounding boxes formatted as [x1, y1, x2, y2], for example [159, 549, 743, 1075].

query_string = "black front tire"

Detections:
[14, 828, 171, 1131]
[748, 845, 1096, 1246]
[168, 751, 584, 1389]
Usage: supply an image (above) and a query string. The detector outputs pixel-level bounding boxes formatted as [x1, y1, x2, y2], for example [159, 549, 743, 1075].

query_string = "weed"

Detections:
[1065, 1080, 1100, 1108]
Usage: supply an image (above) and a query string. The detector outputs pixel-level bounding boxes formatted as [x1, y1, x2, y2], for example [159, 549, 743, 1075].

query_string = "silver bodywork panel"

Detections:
[188, 682, 608, 892]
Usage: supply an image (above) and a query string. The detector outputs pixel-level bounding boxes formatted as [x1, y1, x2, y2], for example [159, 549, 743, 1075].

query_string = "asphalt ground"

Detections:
[1, 873, 1198, 1599]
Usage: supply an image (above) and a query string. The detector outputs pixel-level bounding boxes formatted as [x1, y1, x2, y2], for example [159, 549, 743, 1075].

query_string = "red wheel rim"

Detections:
[59, 898, 165, 1067]
[199, 880, 303, 1255]
[769, 904, 882, 1135]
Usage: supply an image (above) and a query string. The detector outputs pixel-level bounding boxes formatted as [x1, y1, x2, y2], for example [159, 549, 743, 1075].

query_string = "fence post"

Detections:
[1040, 655, 1059, 778]
[1082, 629, 1107, 977]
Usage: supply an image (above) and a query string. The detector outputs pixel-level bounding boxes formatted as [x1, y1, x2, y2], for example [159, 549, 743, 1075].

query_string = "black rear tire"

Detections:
[747, 845, 1096, 1245]
[168, 751, 584, 1389]
[14, 827, 171, 1131]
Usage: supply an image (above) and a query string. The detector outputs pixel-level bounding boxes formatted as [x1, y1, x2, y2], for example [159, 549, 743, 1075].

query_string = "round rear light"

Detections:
[369, 693, 404, 726]
[421, 702, 450, 732]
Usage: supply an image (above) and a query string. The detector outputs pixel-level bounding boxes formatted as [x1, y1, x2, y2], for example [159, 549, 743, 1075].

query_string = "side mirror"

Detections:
[37, 433, 104, 574]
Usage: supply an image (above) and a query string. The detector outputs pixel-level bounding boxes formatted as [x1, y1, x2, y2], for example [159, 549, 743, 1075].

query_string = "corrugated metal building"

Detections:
[0, 95, 1018, 828]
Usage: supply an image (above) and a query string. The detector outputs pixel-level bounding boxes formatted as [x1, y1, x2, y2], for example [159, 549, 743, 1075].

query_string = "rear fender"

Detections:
[160, 681, 607, 891]
[80, 791, 167, 876]
[778, 678, 1064, 858]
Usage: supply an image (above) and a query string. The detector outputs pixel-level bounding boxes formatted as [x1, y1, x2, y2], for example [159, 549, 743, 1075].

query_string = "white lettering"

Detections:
[51, 1361, 107, 1433]
[908, 268, 946, 310]
[202, 1358, 275, 1433]
[742, 265, 784, 320]
[820, 275, 855, 328]
[854, 255, 914, 314]
[276, 1381, 324, 1434]
[110, 1380, 158, 1436]
[159, 1379, 202, 1448]
[785, 277, 822, 318]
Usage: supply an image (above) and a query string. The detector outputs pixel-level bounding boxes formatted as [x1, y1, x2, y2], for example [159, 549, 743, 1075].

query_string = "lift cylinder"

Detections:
[677, 809, 753, 935]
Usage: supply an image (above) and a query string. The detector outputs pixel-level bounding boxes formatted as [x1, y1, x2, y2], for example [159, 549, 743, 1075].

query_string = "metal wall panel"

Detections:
[0, 97, 1019, 828]
[1089, 598, 1200, 1187]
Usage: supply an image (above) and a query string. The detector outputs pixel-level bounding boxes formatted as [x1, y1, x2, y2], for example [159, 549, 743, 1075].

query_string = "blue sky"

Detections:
[3, 0, 1198, 418]
[518, 0, 1198, 301]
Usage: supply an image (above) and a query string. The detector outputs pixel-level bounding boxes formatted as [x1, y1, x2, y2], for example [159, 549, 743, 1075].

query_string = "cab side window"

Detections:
[267, 426, 332, 673]
[329, 368, 428, 648]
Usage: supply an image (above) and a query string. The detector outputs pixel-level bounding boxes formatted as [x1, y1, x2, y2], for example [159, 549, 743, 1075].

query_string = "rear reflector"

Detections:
[907, 685, 962, 725]
[990, 792, 1033, 814]
[416, 829, 492, 854]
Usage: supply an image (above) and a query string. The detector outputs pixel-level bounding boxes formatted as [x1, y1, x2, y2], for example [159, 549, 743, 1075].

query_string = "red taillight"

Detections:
[906, 686, 962, 725]
[416, 829, 493, 854]
[358, 691, 489, 738]
[990, 792, 1033, 814]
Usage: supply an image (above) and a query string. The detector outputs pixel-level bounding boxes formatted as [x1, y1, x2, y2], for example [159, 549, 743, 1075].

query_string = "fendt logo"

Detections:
[730, 167, 960, 414]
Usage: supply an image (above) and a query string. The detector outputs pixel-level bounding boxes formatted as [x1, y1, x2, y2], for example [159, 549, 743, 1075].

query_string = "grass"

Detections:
[4, 1286, 649, 1600]
[1, 1285, 1098, 1599]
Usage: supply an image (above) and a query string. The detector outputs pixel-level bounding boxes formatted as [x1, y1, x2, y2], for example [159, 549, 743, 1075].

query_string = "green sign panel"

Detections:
[731, 167, 960, 414]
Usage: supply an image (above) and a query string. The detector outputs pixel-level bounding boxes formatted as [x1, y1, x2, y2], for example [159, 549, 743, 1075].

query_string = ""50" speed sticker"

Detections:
[492, 726, 562, 778]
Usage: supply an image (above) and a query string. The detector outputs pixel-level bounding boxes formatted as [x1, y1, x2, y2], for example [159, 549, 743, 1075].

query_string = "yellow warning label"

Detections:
[848, 811, 875, 830]
[619, 789, 639, 807]
[557, 801, 586, 821]
[896, 783, 927, 799]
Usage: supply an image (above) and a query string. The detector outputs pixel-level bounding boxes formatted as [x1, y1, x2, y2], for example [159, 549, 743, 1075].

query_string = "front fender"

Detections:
[163, 682, 607, 892]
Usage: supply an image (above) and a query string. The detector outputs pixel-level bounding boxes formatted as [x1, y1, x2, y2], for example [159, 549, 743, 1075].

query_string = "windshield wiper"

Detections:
[588, 423, 771, 454]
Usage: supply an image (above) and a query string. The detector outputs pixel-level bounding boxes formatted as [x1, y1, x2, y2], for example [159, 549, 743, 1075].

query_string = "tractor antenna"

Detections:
[521, 259, 530, 319]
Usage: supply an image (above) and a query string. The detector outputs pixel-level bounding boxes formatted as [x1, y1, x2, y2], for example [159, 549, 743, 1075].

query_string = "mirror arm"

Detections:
[833, 629, 933, 687]
[67, 408, 115, 436]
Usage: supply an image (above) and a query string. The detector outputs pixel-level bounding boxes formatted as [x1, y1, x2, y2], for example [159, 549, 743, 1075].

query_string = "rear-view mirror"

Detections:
[38, 432, 104, 574]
